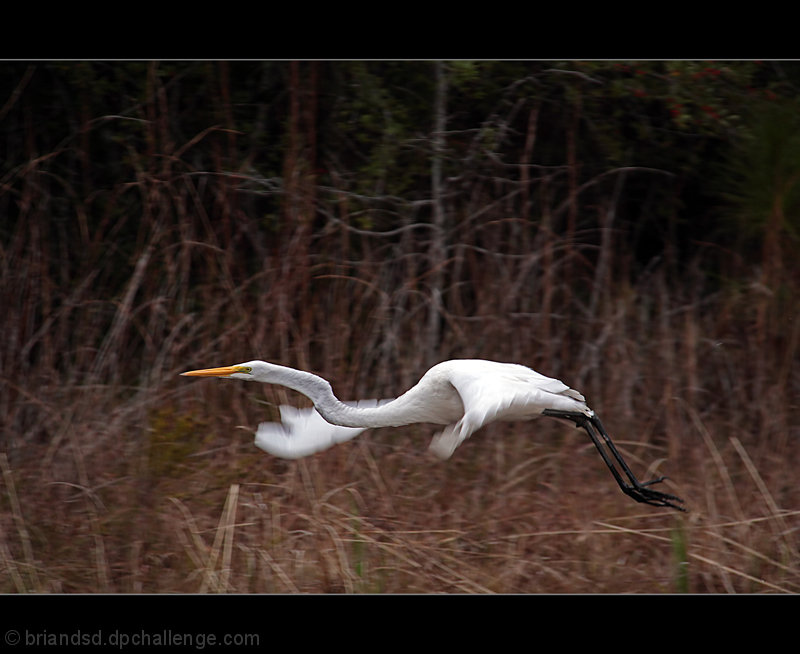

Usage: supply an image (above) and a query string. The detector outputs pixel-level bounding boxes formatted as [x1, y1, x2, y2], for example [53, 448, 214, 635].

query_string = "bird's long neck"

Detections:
[264, 363, 412, 429]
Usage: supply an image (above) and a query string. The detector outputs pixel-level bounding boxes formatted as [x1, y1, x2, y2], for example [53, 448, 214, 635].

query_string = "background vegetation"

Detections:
[1, 61, 798, 593]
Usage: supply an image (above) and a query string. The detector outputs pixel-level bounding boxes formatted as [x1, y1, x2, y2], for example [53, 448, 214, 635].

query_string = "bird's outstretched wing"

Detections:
[254, 399, 394, 459]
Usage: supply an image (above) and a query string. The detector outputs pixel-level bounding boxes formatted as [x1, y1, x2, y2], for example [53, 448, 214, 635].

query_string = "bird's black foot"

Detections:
[542, 409, 686, 512]
[618, 477, 685, 511]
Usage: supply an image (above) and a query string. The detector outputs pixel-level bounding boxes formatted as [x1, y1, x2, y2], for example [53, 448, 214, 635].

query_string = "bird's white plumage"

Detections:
[255, 399, 393, 459]
[225, 359, 591, 460]
[424, 360, 589, 458]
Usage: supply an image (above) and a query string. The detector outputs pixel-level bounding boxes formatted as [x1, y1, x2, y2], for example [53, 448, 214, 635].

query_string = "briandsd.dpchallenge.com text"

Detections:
[5, 627, 260, 649]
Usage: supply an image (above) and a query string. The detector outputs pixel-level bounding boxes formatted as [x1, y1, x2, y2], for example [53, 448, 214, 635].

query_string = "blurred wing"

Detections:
[254, 399, 393, 459]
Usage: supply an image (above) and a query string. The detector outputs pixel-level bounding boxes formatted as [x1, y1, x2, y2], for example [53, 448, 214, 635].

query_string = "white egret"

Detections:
[181, 359, 685, 510]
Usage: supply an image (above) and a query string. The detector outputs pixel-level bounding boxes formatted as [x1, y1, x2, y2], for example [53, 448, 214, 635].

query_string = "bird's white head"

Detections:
[181, 360, 268, 381]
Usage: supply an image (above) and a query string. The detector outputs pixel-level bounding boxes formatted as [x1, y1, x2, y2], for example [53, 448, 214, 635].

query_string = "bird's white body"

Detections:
[184, 359, 591, 460]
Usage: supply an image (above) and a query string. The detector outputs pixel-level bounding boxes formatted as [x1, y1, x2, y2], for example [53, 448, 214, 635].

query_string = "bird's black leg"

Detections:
[542, 409, 686, 511]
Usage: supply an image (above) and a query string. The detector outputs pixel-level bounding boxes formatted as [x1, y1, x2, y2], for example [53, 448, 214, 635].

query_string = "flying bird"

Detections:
[181, 359, 685, 511]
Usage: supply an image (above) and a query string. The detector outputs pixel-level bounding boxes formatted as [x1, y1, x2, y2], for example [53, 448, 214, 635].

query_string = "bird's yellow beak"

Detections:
[181, 365, 241, 377]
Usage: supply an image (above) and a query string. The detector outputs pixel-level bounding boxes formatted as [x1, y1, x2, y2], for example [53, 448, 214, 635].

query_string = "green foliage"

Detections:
[325, 61, 435, 201]
[671, 521, 689, 593]
[721, 97, 800, 243]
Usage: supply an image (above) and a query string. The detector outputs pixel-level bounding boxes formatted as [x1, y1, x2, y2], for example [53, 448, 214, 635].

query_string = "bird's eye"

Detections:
[243, 366, 252, 373]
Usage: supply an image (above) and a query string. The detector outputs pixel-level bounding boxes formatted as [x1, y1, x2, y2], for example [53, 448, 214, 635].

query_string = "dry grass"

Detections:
[2, 190, 798, 595]
[1, 319, 798, 594]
